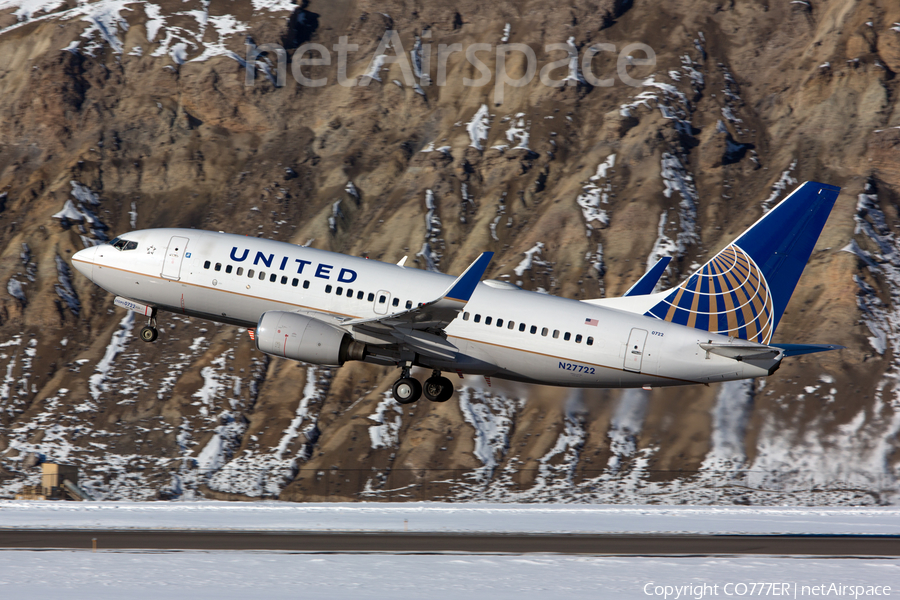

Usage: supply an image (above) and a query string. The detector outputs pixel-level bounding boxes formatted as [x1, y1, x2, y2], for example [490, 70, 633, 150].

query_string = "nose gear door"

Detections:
[624, 328, 648, 373]
[161, 236, 190, 280]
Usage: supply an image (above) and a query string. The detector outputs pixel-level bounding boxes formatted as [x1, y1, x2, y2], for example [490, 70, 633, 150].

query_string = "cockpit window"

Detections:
[111, 238, 138, 251]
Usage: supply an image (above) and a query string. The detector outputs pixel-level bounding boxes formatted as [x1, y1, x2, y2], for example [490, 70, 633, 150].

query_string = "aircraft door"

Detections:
[373, 290, 391, 315]
[623, 328, 648, 372]
[161, 236, 190, 280]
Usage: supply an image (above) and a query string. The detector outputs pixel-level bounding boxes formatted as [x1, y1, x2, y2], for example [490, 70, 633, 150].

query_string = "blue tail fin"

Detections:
[644, 181, 840, 343]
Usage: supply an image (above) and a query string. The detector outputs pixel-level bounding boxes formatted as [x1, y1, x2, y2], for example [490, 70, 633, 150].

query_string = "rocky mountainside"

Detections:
[0, 0, 899, 504]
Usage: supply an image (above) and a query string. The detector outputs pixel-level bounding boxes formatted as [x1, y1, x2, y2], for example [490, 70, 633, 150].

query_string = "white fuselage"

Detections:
[72, 229, 780, 389]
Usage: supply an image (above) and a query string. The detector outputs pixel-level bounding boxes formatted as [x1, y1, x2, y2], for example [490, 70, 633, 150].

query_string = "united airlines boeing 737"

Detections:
[71, 181, 842, 404]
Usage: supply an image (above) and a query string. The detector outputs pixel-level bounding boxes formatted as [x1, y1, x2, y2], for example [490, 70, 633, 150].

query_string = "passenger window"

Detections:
[258, 272, 265, 280]
[326, 285, 332, 293]
[357, 291, 364, 300]
[379, 295, 386, 304]
[587, 336, 594, 346]
[281, 276, 288, 284]
[508, 321, 514, 330]
[368, 293, 375, 301]
[347, 289, 354, 298]
[303, 281, 310, 289]
[337, 287, 343, 295]
[519, 323, 526, 332]
[225, 265, 233, 274]
[248, 269, 255, 278]
[575, 334, 583, 343]
[237, 267, 243, 276]
[530, 325, 537, 334]
[485, 316, 492, 325]
[406, 300, 412, 309]
[215, 263, 222, 271]
[269, 273, 276, 282]
[392, 298, 399, 307]
[541, 327, 548, 336]
[474, 314, 481, 323]
[463, 312, 469, 321]
[553, 330, 560, 339]
[496, 319, 503, 327]
[564, 332, 571, 341]
[292, 278, 299, 287]
[204, 261, 211, 269]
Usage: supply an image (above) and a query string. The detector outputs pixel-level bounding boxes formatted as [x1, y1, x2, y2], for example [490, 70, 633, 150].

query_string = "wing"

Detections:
[339, 252, 493, 360]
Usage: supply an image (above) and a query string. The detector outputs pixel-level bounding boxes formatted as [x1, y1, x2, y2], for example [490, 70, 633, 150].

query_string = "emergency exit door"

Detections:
[161, 236, 189, 280]
[373, 290, 391, 315]
[623, 328, 648, 372]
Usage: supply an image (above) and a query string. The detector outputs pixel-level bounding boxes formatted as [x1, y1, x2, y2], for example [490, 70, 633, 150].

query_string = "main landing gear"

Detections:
[392, 375, 421, 405]
[423, 371, 453, 403]
[391, 367, 454, 404]
[140, 308, 159, 342]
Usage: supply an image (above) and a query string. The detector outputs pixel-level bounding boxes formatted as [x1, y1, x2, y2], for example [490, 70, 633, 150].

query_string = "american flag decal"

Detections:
[585, 318, 599, 326]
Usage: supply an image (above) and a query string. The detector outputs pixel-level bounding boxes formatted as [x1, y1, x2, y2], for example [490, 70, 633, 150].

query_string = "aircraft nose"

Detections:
[71, 245, 97, 281]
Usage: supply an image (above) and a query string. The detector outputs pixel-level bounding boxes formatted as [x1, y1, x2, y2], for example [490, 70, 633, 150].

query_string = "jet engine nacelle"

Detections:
[256, 311, 367, 366]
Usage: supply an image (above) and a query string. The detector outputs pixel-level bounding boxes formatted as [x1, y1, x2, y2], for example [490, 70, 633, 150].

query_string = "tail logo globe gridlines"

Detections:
[645, 244, 774, 344]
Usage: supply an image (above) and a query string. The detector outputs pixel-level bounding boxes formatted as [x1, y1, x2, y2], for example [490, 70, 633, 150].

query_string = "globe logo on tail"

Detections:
[645, 244, 774, 344]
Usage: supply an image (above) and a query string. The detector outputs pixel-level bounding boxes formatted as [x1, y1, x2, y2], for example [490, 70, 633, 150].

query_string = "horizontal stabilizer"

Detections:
[770, 343, 844, 357]
[624, 256, 672, 297]
[699, 342, 781, 361]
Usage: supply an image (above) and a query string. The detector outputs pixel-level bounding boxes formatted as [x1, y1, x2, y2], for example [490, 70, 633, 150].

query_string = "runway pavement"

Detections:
[1, 530, 898, 555]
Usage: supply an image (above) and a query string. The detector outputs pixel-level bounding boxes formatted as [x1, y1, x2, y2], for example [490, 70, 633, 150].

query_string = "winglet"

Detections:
[624, 256, 672, 297]
[443, 252, 494, 302]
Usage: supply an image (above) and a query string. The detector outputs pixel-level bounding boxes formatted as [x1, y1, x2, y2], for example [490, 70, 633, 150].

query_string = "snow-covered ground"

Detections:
[0, 551, 897, 600]
[2, 502, 898, 599]
[2, 501, 899, 535]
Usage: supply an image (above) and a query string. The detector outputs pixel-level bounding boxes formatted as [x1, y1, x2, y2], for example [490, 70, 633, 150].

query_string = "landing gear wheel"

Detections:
[140, 326, 158, 342]
[424, 376, 454, 402]
[392, 377, 422, 404]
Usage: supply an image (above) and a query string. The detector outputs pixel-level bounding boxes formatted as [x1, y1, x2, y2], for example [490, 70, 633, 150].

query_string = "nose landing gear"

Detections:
[139, 307, 159, 342]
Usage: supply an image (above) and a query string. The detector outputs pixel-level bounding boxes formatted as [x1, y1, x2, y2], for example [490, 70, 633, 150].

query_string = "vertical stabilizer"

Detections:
[644, 181, 840, 343]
